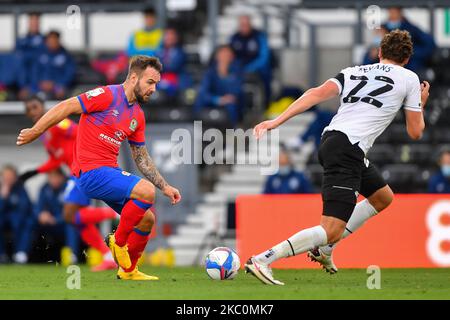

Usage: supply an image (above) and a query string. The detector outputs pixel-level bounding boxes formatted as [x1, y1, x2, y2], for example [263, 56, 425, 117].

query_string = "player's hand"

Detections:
[162, 185, 181, 205]
[421, 81, 430, 108]
[17, 128, 41, 146]
[253, 120, 277, 139]
[0, 184, 11, 198]
[38, 211, 56, 225]
[219, 94, 236, 106]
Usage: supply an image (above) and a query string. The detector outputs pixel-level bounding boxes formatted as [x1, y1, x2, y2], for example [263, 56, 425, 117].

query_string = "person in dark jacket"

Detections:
[230, 15, 272, 103]
[428, 147, 450, 193]
[32, 169, 79, 262]
[0, 165, 32, 264]
[263, 145, 314, 194]
[382, 7, 436, 72]
[156, 28, 190, 96]
[32, 30, 75, 99]
[15, 12, 45, 99]
[362, 26, 389, 65]
[194, 45, 244, 126]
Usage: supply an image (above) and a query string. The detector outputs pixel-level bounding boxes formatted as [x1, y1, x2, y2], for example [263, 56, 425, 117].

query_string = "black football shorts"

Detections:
[317, 130, 386, 222]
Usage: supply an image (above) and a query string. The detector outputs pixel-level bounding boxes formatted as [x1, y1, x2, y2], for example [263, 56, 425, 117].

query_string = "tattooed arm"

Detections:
[130, 144, 168, 190]
[130, 144, 181, 204]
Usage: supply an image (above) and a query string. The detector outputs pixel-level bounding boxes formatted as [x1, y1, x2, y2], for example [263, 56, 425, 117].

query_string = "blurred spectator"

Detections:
[0, 52, 24, 101]
[383, 7, 436, 72]
[362, 26, 388, 65]
[32, 30, 75, 100]
[428, 148, 450, 193]
[263, 145, 313, 194]
[92, 7, 163, 84]
[230, 15, 272, 103]
[0, 165, 32, 264]
[15, 12, 45, 100]
[127, 7, 163, 57]
[194, 45, 244, 126]
[32, 169, 79, 263]
[156, 27, 190, 97]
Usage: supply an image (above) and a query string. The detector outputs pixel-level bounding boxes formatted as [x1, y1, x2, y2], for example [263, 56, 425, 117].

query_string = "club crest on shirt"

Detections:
[114, 130, 126, 141]
[129, 118, 138, 132]
[86, 87, 105, 100]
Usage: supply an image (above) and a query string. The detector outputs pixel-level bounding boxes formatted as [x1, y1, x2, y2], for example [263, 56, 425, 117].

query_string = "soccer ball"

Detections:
[205, 247, 240, 280]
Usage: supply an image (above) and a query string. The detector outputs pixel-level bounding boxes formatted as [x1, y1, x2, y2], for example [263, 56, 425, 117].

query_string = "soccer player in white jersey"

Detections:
[245, 30, 430, 285]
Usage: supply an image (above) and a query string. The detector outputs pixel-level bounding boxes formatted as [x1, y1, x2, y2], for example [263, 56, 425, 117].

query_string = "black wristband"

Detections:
[18, 170, 39, 182]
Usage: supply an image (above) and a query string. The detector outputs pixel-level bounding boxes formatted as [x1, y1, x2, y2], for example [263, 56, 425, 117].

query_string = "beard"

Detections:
[134, 84, 151, 104]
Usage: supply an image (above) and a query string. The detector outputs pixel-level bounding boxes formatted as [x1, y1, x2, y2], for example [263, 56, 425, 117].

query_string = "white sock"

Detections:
[255, 226, 328, 265]
[103, 251, 113, 261]
[320, 199, 378, 255]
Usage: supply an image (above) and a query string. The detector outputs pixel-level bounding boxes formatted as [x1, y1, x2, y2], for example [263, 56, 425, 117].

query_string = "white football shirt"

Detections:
[323, 63, 422, 154]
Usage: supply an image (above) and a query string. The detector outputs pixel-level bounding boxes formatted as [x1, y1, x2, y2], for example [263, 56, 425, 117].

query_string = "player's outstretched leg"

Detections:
[307, 246, 338, 274]
[245, 225, 331, 285]
[116, 208, 159, 280]
[307, 200, 373, 274]
[107, 199, 151, 269]
[310, 186, 393, 273]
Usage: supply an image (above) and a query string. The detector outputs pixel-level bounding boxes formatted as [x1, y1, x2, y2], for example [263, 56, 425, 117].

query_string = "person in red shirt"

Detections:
[22, 96, 117, 271]
[18, 56, 181, 280]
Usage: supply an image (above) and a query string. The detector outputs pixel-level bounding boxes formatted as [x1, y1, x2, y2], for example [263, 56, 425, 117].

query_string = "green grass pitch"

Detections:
[0, 265, 448, 300]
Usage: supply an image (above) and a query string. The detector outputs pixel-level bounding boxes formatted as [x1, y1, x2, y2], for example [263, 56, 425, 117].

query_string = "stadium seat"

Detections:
[436, 107, 450, 126]
[305, 164, 323, 188]
[381, 164, 418, 193]
[74, 64, 105, 86]
[367, 144, 396, 166]
[306, 151, 320, 165]
[72, 52, 90, 67]
[146, 106, 192, 123]
[433, 128, 450, 144]
[195, 108, 232, 130]
[382, 124, 432, 144]
[412, 167, 433, 192]
[394, 144, 433, 165]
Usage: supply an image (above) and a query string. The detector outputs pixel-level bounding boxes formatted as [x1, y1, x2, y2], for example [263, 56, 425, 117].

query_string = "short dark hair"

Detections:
[24, 95, 44, 106]
[46, 30, 60, 39]
[143, 7, 156, 16]
[127, 55, 162, 78]
[28, 11, 41, 18]
[380, 29, 413, 64]
[48, 167, 66, 178]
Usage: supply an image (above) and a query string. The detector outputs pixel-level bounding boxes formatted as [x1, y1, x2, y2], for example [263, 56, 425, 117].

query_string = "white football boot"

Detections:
[244, 257, 285, 285]
[307, 247, 338, 274]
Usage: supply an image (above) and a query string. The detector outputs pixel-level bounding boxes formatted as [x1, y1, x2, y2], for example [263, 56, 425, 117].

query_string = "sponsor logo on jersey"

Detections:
[129, 118, 138, 132]
[98, 133, 122, 146]
[121, 171, 131, 176]
[86, 87, 105, 100]
[111, 109, 119, 117]
[114, 130, 126, 141]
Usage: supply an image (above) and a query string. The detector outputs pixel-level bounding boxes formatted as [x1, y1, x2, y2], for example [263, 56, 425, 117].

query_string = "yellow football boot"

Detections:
[60, 247, 74, 267]
[116, 267, 159, 281]
[105, 233, 131, 269]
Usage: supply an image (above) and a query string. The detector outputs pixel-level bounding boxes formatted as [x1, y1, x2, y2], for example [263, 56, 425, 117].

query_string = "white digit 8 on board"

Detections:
[426, 200, 450, 266]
